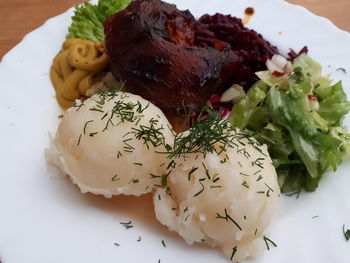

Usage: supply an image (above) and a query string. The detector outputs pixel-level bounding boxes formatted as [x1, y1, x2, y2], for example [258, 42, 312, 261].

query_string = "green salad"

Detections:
[66, 0, 131, 41]
[230, 54, 350, 192]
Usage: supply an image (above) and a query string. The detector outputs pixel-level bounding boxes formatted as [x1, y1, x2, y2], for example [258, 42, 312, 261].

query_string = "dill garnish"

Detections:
[202, 162, 211, 180]
[242, 181, 249, 188]
[167, 160, 176, 169]
[150, 173, 161, 179]
[161, 171, 171, 187]
[193, 181, 205, 197]
[128, 177, 139, 184]
[111, 175, 120, 181]
[216, 209, 242, 231]
[83, 120, 94, 135]
[114, 242, 120, 246]
[252, 158, 264, 169]
[264, 183, 274, 192]
[263, 236, 277, 250]
[162, 111, 258, 159]
[285, 189, 301, 199]
[256, 175, 263, 182]
[120, 221, 134, 229]
[77, 134, 82, 146]
[161, 240, 166, 247]
[137, 236, 142, 242]
[230, 246, 238, 261]
[132, 118, 166, 149]
[210, 185, 222, 189]
[188, 166, 198, 181]
[343, 224, 350, 241]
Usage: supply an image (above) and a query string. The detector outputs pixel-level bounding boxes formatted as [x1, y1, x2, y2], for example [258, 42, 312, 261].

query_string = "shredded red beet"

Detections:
[195, 13, 279, 89]
[288, 46, 309, 61]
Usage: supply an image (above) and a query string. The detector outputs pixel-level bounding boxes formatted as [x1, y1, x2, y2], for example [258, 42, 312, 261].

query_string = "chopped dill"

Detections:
[114, 242, 120, 246]
[285, 189, 301, 199]
[89, 132, 98, 137]
[343, 224, 350, 241]
[230, 246, 238, 261]
[188, 166, 198, 181]
[120, 221, 134, 229]
[77, 134, 82, 146]
[213, 177, 220, 183]
[193, 181, 205, 197]
[150, 173, 161, 179]
[161, 240, 166, 248]
[83, 120, 94, 135]
[132, 118, 166, 149]
[263, 236, 277, 250]
[216, 209, 242, 231]
[242, 181, 249, 188]
[252, 158, 264, 169]
[202, 162, 211, 180]
[161, 170, 171, 187]
[336, 67, 347, 74]
[256, 175, 263, 182]
[131, 179, 139, 184]
[137, 236, 142, 242]
[167, 160, 176, 169]
[111, 175, 120, 181]
[264, 183, 274, 192]
[161, 110, 257, 159]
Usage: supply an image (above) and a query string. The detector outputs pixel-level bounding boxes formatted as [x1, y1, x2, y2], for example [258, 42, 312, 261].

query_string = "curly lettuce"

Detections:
[66, 0, 132, 42]
[230, 54, 350, 192]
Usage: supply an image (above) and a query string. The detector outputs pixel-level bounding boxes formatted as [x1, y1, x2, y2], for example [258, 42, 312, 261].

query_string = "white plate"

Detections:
[1, 0, 350, 262]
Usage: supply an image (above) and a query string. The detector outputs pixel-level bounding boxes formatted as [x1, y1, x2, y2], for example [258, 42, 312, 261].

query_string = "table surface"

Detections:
[0, 0, 349, 59]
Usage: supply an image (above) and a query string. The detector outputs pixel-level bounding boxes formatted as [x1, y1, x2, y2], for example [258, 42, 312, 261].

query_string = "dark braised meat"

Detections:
[104, 0, 278, 115]
[104, 0, 242, 114]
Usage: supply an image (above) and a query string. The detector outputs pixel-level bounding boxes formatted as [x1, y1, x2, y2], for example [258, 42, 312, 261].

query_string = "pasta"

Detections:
[50, 39, 108, 109]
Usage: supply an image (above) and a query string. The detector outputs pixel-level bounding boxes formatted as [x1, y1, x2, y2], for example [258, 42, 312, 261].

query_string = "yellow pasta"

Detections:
[50, 39, 108, 109]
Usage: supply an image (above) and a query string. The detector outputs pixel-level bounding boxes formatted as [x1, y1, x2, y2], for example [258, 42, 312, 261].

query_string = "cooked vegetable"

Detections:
[230, 54, 350, 192]
[66, 0, 132, 41]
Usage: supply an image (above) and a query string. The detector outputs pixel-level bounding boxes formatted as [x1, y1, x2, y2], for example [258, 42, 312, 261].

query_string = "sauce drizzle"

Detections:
[242, 7, 255, 25]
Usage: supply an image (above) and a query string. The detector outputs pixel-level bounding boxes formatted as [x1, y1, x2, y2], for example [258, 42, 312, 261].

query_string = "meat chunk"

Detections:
[104, 0, 241, 115]
[104, 0, 278, 115]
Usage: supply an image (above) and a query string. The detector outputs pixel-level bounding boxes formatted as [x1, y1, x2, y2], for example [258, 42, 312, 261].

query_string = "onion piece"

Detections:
[220, 84, 246, 103]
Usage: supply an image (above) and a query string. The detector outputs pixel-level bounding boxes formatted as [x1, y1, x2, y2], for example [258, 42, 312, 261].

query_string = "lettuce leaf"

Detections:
[66, 0, 132, 42]
[230, 54, 350, 192]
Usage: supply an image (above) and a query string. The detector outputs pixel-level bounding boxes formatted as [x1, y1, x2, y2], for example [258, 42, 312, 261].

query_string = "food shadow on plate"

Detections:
[47, 167, 223, 257]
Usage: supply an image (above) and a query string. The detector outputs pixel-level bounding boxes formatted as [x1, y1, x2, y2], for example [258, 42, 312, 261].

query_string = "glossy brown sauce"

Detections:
[242, 7, 255, 25]
[245, 7, 255, 16]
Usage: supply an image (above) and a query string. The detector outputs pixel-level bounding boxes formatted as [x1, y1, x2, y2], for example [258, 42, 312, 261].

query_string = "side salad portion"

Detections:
[230, 54, 350, 192]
